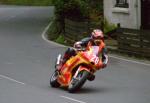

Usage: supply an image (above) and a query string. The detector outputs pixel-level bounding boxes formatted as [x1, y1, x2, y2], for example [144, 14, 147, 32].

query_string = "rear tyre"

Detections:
[68, 70, 89, 93]
[50, 71, 60, 88]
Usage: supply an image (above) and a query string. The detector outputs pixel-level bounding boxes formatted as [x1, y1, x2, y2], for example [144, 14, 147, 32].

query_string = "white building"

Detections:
[104, 0, 150, 30]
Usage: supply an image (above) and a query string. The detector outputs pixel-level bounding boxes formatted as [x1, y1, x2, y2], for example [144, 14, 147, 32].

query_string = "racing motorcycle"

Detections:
[50, 46, 103, 93]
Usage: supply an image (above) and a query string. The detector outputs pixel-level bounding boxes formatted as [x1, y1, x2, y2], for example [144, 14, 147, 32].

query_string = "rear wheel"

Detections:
[50, 71, 60, 88]
[68, 70, 89, 93]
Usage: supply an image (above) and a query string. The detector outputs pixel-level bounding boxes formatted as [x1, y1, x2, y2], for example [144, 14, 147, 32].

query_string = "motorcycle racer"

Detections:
[50, 29, 109, 91]
[61, 29, 108, 69]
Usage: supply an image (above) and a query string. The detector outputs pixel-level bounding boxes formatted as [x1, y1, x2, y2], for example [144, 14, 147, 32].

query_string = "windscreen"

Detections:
[90, 46, 99, 56]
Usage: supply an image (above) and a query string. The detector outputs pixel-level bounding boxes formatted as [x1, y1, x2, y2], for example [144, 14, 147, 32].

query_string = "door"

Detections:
[141, 0, 150, 29]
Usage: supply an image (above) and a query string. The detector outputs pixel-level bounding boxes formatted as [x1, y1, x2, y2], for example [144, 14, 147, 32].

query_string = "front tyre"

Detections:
[50, 71, 60, 88]
[68, 70, 89, 93]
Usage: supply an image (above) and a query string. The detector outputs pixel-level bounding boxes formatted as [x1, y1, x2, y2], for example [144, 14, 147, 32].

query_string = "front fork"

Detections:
[73, 66, 90, 79]
[55, 54, 62, 70]
[73, 66, 95, 81]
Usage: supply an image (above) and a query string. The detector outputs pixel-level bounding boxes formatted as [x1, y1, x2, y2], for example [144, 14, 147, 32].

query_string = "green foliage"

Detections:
[47, 19, 62, 40]
[49, 0, 104, 44]
[64, 0, 89, 21]
[0, 0, 53, 6]
[52, 0, 89, 21]
[104, 18, 117, 34]
[55, 35, 65, 44]
[52, 0, 65, 17]
[50, 0, 90, 41]
[88, 0, 103, 12]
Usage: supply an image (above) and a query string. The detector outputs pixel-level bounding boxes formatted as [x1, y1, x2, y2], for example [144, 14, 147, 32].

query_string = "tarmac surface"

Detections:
[0, 5, 150, 103]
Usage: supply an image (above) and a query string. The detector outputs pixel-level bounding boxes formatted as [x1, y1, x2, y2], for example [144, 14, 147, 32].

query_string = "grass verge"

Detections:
[0, 0, 53, 6]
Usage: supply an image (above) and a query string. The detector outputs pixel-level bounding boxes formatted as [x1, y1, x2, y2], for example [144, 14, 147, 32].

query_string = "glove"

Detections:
[96, 61, 105, 70]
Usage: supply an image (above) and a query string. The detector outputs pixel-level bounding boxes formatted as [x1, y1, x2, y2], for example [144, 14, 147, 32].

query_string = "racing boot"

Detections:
[87, 73, 95, 81]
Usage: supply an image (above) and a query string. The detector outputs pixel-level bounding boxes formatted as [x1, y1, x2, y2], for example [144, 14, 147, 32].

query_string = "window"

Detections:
[115, 0, 129, 8]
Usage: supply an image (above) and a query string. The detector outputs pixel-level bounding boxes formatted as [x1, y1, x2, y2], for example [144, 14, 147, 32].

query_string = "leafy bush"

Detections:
[88, 0, 103, 11]
[52, 0, 89, 21]
[50, 0, 104, 43]
[104, 18, 117, 34]
[50, 0, 90, 41]
[64, 0, 89, 21]
[55, 35, 66, 44]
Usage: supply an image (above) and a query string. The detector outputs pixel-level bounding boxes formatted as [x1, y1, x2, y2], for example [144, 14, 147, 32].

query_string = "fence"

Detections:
[117, 28, 150, 58]
[64, 19, 89, 44]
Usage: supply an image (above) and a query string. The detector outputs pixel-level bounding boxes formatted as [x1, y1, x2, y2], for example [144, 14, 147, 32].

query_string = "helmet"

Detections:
[91, 29, 104, 39]
[91, 29, 104, 45]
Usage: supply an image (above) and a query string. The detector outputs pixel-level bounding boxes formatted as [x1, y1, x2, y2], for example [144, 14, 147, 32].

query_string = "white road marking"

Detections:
[42, 20, 86, 103]
[60, 96, 87, 103]
[0, 74, 25, 85]
[41, 20, 66, 47]
[109, 55, 150, 66]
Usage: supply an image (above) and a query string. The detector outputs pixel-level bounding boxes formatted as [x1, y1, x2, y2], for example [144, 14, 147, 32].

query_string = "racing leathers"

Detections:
[62, 37, 108, 68]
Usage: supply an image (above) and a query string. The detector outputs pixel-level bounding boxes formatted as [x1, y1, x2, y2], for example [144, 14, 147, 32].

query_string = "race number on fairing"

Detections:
[91, 55, 99, 64]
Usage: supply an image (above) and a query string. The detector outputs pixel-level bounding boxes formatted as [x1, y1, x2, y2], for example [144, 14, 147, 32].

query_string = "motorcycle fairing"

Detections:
[57, 46, 103, 86]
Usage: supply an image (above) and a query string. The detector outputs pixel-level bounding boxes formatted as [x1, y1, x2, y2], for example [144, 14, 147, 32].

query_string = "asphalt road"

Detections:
[0, 6, 150, 103]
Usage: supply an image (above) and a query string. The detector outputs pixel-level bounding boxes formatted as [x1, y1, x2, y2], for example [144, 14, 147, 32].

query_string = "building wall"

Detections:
[104, 0, 141, 29]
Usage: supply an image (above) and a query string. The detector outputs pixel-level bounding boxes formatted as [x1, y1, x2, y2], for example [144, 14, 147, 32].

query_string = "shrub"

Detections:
[52, 0, 89, 21]
[104, 18, 117, 34]
[55, 35, 66, 44]
[64, 0, 89, 21]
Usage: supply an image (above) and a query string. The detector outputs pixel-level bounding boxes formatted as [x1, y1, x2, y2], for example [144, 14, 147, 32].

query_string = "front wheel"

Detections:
[68, 70, 89, 93]
[50, 71, 60, 88]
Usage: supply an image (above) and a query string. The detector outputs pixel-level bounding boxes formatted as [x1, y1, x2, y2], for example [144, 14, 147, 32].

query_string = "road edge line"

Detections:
[109, 55, 150, 66]
[41, 21, 150, 66]
[0, 74, 25, 85]
[60, 95, 87, 103]
[41, 21, 66, 47]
